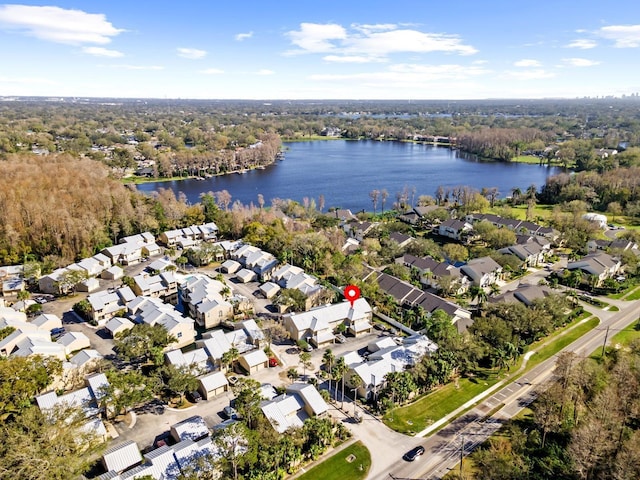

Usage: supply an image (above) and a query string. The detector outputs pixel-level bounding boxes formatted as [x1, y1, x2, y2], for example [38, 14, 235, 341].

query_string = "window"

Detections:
[177, 332, 182, 338]
[219, 311, 223, 317]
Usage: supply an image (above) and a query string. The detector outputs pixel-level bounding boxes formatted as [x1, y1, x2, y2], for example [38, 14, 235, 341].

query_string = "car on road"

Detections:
[403, 446, 425, 462]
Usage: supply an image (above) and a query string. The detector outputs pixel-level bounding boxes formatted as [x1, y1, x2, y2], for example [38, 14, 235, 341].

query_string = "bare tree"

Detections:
[369, 189, 380, 215]
[381, 189, 388, 213]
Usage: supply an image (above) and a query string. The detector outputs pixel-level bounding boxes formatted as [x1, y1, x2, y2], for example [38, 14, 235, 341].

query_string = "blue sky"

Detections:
[0, 0, 639, 99]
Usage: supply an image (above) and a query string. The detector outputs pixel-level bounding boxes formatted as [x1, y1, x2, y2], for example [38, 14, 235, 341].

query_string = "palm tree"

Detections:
[286, 368, 299, 384]
[489, 283, 501, 297]
[469, 285, 488, 308]
[299, 351, 312, 381]
[322, 349, 335, 395]
[221, 347, 239, 373]
[349, 373, 364, 419]
[332, 356, 349, 408]
[511, 187, 522, 206]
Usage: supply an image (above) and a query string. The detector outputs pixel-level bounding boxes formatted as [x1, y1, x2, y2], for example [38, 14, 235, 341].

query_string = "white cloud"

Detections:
[0, 4, 122, 44]
[323, 54, 385, 63]
[255, 69, 275, 75]
[504, 69, 555, 80]
[177, 48, 207, 59]
[562, 57, 600, 67]
[200, 68, 224, 75]
[235, 31, 253, 41]
[286, 22, 477, 58]
[286, 23, 347, 53]
[566, 38, 597, 49]
[82, 46, 123, 57]
[351, 23, 396, 33]
[598, 24, 640, 47]
[106, 64, 164, 70]
[514, 59, 541, 67]
[350, 29, 477, 56]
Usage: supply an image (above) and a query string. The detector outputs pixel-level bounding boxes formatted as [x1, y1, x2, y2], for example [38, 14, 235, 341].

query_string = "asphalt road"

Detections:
[379, 298, 640, 480]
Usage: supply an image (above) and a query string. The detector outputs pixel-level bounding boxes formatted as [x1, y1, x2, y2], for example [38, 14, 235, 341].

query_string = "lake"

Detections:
[135, 140, 562, 212]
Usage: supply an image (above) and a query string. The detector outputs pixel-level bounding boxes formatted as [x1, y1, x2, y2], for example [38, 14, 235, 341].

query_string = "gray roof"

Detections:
[102, 440, 142, 473]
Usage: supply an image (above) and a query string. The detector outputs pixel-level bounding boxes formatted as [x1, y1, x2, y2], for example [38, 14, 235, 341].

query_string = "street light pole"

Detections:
[460, 435, 465, 476]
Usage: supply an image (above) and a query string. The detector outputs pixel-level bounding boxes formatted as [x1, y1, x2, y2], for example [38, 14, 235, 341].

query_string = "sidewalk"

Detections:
[287, 437, 357, 479]
[415, 313, 597, 438]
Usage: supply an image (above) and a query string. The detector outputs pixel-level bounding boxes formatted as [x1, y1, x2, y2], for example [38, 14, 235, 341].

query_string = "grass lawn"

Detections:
[624, 288, 640, 301]
[608, 286, 636, 299]
[296, 441, 371, 480]
[283, 135, 348, 142]
[384, 313, 596, 435]
[122, 175, 189, 184]
[383, 373, 502, 434]
[589, 319, 640, 361]
[506, 204, 555, 221]
[525, 318, 600, 370]
[511, 155, 545, 164]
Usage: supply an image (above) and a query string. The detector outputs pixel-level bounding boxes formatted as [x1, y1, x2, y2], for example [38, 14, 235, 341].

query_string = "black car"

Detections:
[186, 390, 202, 403]
[403, 446, 425, 462]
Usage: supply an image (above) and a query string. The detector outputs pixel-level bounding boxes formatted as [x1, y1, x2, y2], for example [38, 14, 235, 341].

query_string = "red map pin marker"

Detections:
[344, 285, 361, 308]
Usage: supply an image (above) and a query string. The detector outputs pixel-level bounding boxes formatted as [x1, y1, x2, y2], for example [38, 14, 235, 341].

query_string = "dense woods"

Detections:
[468, 346, 640, 480]
[0, 154, 206, 265]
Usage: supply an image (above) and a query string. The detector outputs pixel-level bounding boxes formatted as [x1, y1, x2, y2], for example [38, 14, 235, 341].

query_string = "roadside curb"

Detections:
[286, 438, 357, 479]
[415, 314, 597, 438]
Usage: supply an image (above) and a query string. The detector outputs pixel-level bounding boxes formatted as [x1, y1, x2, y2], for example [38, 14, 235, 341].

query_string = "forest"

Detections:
[463, 345, 640, 480]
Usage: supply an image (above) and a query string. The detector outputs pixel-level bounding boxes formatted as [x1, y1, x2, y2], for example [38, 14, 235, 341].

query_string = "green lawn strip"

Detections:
[384, 313, 595, 435]
[608, 305, 620, 312]
[383, 374, 502, 434]
[511, 155, 545, 164]
[283, 135, 349, 142]
[623, 287, 640, 301]
[296, 441, 371, 480]
[590, 319, 640, 361]
[122, 175, 190, 184]
[506, 204, 555, 221]
[525, 318, 600, 370]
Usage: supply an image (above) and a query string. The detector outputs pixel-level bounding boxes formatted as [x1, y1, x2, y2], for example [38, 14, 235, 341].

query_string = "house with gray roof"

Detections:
[283, 298, 373, 347]
[363, 270, 472, 332]
[198, 371, 229, 400]
[438, 218, 473, 241]
[566, 252, 622, 286]
[490, 283, 555, 306]
[127, 296, 195, 349]
[460, 257, 503, 287]
[260, 383, 328, 433]
[102, 440, 143, 475]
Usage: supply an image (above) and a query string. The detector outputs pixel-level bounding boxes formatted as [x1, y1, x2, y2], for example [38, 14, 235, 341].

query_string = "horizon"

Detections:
[1, 1, 639, 100]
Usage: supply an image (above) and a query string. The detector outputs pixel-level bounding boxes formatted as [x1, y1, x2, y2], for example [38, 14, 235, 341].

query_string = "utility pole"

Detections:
[460, 436, 465, 476]
[601, 325, 610, 358]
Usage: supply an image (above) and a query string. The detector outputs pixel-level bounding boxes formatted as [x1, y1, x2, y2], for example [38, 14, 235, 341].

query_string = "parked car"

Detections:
[186, 390, 202, 403]
[268, 357, 278, 368]
[227, 375, 239, 385]
[403, 445, 425, 462]
[223, 406, 238, 419]
[50, 327, 65, 336]
[335, 334, 346, 344]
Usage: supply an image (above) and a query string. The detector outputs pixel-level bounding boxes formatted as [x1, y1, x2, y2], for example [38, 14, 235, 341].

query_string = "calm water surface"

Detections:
[136, 140, 561, 212]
